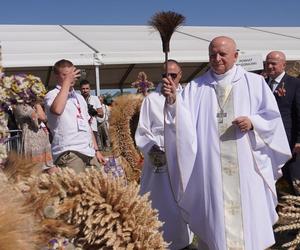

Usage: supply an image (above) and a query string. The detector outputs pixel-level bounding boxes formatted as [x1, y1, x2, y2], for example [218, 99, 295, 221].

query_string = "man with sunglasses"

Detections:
[163, 36, 291, 249]
[135, 60, 193, 250]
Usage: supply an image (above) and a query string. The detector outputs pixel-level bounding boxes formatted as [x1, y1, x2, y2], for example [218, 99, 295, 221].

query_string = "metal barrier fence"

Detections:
[4, 130, 23, 154]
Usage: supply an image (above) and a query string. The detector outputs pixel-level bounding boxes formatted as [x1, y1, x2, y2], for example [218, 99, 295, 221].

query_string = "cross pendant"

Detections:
[217, 110, 227, 123]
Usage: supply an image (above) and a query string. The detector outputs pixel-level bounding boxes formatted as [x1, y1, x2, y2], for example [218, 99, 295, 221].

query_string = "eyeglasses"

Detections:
[161, 72, 179, 79]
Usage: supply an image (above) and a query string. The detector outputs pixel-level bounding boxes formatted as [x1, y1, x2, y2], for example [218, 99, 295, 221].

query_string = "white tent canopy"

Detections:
[1, 25, 300, 93]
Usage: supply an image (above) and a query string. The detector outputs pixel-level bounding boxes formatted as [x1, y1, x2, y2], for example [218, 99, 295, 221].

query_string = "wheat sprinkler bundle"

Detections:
[149, 11, 185, 95]
[149, 11, 185, 65]
[149, 11, 185, 103]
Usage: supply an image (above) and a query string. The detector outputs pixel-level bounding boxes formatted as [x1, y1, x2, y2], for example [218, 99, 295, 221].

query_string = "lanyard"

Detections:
[56, 85, 83, 118]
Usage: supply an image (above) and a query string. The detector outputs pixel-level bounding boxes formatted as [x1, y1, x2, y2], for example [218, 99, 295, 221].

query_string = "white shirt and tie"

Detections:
[269, 71, 285, 92]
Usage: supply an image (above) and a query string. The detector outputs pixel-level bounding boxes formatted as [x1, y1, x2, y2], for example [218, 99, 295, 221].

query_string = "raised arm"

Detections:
[162, 76, 177, 105]
[50, 67, 80, 115]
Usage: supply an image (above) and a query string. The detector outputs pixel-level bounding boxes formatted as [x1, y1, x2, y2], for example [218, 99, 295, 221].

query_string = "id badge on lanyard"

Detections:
[72, 94, 89, 132]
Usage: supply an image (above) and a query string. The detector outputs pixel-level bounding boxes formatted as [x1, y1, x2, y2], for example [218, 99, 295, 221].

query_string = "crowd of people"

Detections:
[4, 35, 300, 249]
[8, 59, 112, 173]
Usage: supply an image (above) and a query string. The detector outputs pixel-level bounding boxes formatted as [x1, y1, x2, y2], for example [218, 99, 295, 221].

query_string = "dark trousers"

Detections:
[282, 153, 300, 194]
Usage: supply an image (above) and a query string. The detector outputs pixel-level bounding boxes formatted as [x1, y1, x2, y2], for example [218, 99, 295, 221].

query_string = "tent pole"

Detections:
[95, 65, 100, 96]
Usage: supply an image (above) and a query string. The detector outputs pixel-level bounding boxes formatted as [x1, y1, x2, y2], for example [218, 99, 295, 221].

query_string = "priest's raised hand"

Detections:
[162, 76, 177, 105]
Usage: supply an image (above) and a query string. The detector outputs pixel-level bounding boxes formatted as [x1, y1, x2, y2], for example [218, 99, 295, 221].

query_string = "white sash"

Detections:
[215, 84, 245, 250]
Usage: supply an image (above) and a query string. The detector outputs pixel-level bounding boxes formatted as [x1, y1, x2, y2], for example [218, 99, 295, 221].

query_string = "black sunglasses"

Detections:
[161, 73, 178, 79]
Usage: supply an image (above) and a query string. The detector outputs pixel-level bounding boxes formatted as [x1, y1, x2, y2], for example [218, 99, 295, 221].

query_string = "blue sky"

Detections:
[0, 0, 299, 26]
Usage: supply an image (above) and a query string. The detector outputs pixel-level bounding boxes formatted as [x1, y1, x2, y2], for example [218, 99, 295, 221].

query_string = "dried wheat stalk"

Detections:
[275, 190, 300, 249]
[282, 232, 300, 248]
[109, 94, 144, 183]
[3, 152, 42, 184]
[26, 168, 167, 249]
[0, 175, 41, 250]
[149, 11, 185, 54]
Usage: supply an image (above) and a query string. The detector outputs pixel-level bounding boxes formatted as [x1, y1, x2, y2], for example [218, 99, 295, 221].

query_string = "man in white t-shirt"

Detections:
[44, 59, 105, 173]
[80, 80, 103, 149]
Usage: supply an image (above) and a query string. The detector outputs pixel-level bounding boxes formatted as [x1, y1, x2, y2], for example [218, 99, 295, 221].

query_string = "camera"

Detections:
[87, 104, 98, 116]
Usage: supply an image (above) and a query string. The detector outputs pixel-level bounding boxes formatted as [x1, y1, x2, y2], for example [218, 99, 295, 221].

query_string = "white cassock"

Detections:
[164, 65, 292, 250]
[135, 84, 193, 250]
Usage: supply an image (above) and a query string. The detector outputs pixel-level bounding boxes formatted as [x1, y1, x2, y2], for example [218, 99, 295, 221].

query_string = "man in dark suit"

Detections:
[265, 51, 300, 192]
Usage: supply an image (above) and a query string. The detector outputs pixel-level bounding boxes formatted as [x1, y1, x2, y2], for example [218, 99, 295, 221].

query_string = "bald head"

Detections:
[265, 51, 286, 79]
[209, 36, 237, 51]
[266, 51, 286, 62]
[209, 36, 238, 74]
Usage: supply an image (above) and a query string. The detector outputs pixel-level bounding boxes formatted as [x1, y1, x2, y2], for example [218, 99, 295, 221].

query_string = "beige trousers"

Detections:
[55, 151, 101, 174]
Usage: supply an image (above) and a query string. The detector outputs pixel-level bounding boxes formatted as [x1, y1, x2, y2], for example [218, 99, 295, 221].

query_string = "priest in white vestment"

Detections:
[135, 60, 193, 249]
[163, 37, 291, 250]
